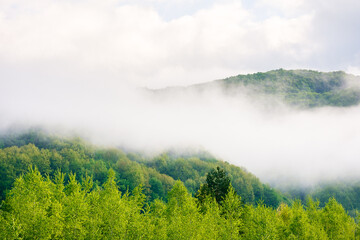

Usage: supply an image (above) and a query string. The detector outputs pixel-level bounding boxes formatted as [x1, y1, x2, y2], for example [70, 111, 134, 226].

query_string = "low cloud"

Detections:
[2, 81, 360, 187]
[1, 0, 360, 187]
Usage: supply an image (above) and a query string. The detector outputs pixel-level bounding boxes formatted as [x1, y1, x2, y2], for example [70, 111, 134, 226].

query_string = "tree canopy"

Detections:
[0, 130, 288, 207]
[0, 167, 357, 239]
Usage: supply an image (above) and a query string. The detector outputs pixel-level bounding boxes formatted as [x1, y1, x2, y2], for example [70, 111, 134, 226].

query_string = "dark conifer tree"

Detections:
[196, 166, 231, 204]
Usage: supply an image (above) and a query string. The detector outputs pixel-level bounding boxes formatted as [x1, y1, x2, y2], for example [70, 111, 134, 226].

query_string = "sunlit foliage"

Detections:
[0, 168, 357, 239]
[0, 130, 287, 207]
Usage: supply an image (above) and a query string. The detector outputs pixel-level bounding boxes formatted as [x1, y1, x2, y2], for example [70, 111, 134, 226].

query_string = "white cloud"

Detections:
[256, 0, 306, 17]
[0, 0, 320, 88]
[2, 82, 360, 187]
[346, 66, 360, 76]
[2, 0, 357, 88]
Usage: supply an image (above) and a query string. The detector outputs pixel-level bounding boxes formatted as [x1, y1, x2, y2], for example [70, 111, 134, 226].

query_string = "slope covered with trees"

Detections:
[0, 129, 287, 207]
[1, 130, 360, 238]
[154, 69, 360, 108]
[220, 69, 360, 107]
[286, 181, 360, 218]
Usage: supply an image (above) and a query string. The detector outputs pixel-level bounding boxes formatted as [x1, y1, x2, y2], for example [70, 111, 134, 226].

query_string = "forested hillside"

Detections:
[1, 130, 360, 238]
[4, 129, 360, 216]
[286, 181, 360, 218]
[221, 69, 360, 107]
[155, 69, 360, 108]
[0, 130, 287, 207]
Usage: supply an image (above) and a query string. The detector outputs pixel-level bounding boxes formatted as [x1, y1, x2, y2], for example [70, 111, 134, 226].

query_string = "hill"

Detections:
[0, 129, 288, 207]
[0, 129, 357, 239]
[153, 69, 360, 108]
[285, 180, 360, 218]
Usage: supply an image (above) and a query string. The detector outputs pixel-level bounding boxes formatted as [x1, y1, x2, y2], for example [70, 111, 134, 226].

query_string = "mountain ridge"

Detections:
[151, 69, 360, 108]
[0, 129, 289, 207]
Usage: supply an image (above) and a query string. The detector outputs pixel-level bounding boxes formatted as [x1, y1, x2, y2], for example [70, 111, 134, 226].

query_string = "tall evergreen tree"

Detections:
[196, 166, 231, 205]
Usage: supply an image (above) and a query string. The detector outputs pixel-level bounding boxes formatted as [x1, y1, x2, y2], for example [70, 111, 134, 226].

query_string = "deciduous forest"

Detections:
[0, 130, 359, 239]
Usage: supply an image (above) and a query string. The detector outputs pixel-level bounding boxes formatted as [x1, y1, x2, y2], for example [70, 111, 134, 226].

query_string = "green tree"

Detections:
[220, 185, 244, 238]
[166, 181, 200, 239]
[149, 177, 164, 200]
[88, 169, 128, 239]
[63, 173, 89, 239]
[2, 167, 61, 239]
[196, 166, 231, 204]
[242, 202, 279, 239]
[321, 197, 356, 239]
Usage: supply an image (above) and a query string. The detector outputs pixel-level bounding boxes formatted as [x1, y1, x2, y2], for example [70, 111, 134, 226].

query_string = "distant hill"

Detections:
[284, 180, 360, 218]
[153, 69, 360, 108]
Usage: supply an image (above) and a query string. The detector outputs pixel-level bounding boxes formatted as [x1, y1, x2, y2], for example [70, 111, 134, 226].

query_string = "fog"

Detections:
[1, 0, 360, 188]
[1, 76, 360, 188]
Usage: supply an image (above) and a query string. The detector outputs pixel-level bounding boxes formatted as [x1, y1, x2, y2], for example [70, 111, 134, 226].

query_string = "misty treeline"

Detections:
[0, 130, 287, 207]
[206, 69, 360, 108]
[0, 166, 357, 239]
[0, 130, 360, 239]
[288, 181, 360, 219]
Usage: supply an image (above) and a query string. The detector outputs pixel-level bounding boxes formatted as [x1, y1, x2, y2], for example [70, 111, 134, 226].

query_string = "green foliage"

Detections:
[0, 131, 176, 202]
[241, 202, 279, 239]
[196, 166, 231, 204]
[150, 177, 165, 200]
[3, 166, 62, 239]
[146, 153, 288, 207]
[321, 198, 356, 239]
[0, 130, 288, 208]
[0, 168, 358, 239]
[215, 69, 360, 108]
[288, 181, 360, 218]
[154, 69, 360, 108]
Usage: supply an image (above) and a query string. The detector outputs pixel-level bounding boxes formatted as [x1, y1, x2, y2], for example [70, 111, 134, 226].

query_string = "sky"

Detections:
[1, 0, 360, 88]
[1, 0, 360, 186]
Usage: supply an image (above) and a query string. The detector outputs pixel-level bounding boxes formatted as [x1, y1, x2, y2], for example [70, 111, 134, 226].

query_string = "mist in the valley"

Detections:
[1, 75, 360, 189]
[1, 0, 360, 189]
